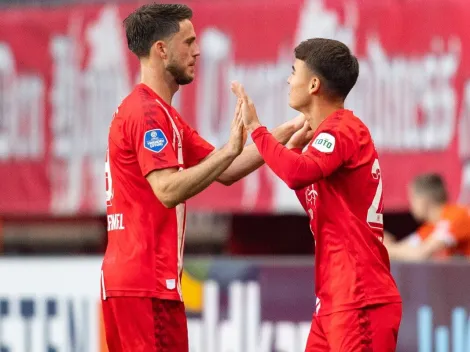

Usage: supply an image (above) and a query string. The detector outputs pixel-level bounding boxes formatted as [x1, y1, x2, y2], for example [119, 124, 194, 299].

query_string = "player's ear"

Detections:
[152, 40, 168, 60]
[309, 77, 320, 95]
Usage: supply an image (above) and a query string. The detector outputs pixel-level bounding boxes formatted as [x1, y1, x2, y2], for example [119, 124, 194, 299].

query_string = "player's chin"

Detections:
[176, 73, 194, 85]
[288, 99, 300, 111]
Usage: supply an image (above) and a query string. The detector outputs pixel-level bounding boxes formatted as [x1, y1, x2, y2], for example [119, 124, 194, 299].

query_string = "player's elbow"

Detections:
[159, 195, 179, 209]
[151, 186, 180, 208]
[217, 176, 236, 186]
[285, 177, 305, 190]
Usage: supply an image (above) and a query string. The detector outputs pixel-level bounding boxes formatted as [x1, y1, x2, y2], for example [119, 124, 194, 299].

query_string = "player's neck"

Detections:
[140, 61, 179, 105]
[304, 98, 344, 130]
[428, 204, 445, 223]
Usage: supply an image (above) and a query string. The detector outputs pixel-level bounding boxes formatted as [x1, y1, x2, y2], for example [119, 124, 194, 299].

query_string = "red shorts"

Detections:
[102, 297, 188, 352]
[305, 303, 402, 352]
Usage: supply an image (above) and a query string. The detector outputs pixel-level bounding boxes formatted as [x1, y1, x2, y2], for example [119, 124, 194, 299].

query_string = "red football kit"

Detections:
[252, 109, 402, 351]
[101, 83, 214, 351]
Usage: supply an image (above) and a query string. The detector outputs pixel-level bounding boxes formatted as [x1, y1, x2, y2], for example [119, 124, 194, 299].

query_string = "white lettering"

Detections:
[0, 43, 45, 160]
[0, 297, 97, 352]
[348, 37, 460, 150]
[107, 213, 125, 231]
[49, 6, 131, 213]
[188, 281, 310, 352]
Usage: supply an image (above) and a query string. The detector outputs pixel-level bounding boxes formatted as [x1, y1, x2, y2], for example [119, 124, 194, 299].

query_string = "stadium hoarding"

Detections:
[0, 257, 469, 351]
[1, 0, 470, 215]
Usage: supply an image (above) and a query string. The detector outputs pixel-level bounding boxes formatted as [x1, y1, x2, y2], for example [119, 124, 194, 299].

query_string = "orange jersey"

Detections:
[414, 204, 470, 258]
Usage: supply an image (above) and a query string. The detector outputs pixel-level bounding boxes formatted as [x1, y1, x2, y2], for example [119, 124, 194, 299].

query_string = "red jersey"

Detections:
[101, 83, 214, 301]
[252, 109, 401, 316]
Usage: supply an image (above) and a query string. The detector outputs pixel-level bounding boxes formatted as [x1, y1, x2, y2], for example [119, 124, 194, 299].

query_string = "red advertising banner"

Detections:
[1, 0, 469, 215]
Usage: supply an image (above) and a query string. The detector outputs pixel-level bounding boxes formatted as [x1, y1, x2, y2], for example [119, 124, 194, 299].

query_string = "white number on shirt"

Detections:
[367, 159, 384, 229]
[105, 148, 114, 207]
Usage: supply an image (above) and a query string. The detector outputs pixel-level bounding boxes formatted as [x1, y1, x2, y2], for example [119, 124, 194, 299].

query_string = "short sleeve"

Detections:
[431, 208, 470, 246]
[132, 102, 179, 177]
[304, 123, 357, 178]
[181, 122, 215, 168]
[430, 220, 456, 246]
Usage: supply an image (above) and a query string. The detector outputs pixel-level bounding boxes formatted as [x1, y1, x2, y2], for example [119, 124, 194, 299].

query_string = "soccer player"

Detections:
[232, 38, 402, 351]
[384, 173, 470, 260]
[101, 3, 304, 351]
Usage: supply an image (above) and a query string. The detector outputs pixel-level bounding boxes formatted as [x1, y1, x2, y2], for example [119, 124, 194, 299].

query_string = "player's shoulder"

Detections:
[442, 204, 470, 222]
[122, 84, 171, 124]
[321, 110, 370, 137]
[315, 109, 373, 151]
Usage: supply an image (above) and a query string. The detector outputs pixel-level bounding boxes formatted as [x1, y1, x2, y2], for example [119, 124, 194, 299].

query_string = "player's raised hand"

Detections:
[286, 121, 314, 150]
[273, 114, 306, 144]
[290, 114, 306, 131]
[231, 81, 261, 133]
[226, 99, 247, 157]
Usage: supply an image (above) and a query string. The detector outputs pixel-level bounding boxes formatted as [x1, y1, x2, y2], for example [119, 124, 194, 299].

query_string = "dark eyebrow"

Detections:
[292, 65, 295, 72]
[185, 36, 196, 44]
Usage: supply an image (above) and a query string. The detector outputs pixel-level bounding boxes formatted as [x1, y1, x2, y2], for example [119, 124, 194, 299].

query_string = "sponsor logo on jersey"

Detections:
[144, 129, 168, 152]
[312, 132, 335, 153]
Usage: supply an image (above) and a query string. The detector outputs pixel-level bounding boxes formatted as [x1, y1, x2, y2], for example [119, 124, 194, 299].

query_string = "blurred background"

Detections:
[0, 0, 469, 351]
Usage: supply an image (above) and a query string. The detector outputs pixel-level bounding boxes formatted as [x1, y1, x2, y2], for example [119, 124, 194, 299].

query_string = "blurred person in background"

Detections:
[385, 173, 470, 261]
[232, 37, 402, 352]
[101, 3, 304, 351]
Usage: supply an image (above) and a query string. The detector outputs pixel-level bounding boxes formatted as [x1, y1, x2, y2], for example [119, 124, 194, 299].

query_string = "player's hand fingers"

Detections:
[231, 102, 243, 132]
[231, 81, 249, 104]
[302, 121, 310, 132]
[231, 81, 242, 98]
[293, 114, 306, 129]
[236, 103, 245, 129]
[237, 109, 245, 129]
[235, 98, 242, 116]
[231, 99, 242, 128]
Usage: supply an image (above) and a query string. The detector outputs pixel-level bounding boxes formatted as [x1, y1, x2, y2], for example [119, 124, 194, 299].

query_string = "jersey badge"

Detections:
[312, 132, 335, 153]
[144, 129, 168, 153]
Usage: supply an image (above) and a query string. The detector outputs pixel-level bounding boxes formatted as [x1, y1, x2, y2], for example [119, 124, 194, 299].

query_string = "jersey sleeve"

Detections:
[304, 122, 357, 178]
[251, 127, 323, 190]
[430, 208, 470, 247]
[132, 103, 179, 177]
[406, 223, 433, 246]
[181, 122, 215, 168]
[250, 120, 357, 190]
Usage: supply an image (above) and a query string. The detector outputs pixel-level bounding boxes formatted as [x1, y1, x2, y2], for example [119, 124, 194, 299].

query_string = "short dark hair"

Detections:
[294, 38, 359, 100]
[412, 173, 448, 204]
[123, 3, 193, 58]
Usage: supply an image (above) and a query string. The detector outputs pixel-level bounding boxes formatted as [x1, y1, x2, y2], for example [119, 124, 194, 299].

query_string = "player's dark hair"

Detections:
[412, 173, 448, 204]
[123, 3, 193, 58]
[294, 38, 359, 100]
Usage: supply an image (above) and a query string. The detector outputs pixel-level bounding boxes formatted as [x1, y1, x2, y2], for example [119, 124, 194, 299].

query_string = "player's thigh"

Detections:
[102, 297, 156, 352]
[305, 316, 329, 352]
[153, 298, 189, 352]
[323, 303, 402, 352]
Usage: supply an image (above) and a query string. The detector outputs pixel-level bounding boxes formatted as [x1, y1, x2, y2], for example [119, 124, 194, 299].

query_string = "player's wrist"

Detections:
[273, 122, 296, 145]
[247, 122, 262, 134]
[223, 143, 243, 159]
[287, 140, 305, 150]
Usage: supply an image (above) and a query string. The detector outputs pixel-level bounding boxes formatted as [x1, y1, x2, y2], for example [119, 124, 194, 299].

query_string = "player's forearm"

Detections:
[163, 147, 237, 207]
[251, 127, 323, 189]
[218, 123, 297, 185]
[383, 231, 396, 246]
[387, 242, 424, 262]
[217, 144, 264, 185]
